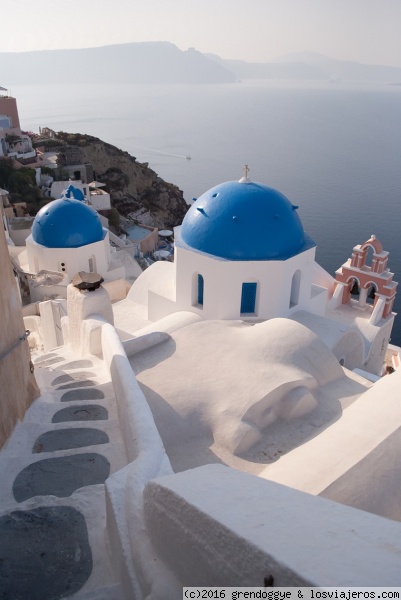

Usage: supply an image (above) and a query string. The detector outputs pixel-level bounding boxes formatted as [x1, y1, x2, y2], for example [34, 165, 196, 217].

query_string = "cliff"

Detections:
[54, 132, 189, 229]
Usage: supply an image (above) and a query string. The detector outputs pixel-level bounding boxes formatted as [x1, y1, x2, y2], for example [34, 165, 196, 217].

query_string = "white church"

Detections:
[2, 170, 401, 598]
[27, 184, 124, 291]
[118, 171, 397, 376]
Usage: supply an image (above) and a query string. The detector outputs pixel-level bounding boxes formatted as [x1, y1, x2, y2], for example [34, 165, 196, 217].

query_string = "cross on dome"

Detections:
[239, 164, 251, 183]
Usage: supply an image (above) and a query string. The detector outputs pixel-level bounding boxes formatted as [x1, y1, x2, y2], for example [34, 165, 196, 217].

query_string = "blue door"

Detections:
[241, 282, 257, 314]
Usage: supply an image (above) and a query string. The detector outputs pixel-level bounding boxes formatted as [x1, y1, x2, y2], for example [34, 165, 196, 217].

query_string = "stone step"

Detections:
[0, 505, 93, 599]
[32, 427, 110, 453]
[0, 420, 121, 458]
[19, 386, 117, 425]
[52, 404, 109, 423]
[0, 440, 128, 510]
[60, 387, 106, 401]
[13, 453, 111, 502]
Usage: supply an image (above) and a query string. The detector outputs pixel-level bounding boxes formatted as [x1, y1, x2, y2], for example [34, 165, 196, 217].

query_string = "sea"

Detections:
[9, 80, 401, 345]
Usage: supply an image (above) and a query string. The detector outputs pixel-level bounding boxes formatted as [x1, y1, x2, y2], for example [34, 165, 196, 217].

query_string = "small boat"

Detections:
[185, 155, 191, 160]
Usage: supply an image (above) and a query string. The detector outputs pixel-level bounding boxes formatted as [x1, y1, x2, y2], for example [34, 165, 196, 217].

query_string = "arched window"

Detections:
[289, 270, 301, 308]
[197, 274, 204, 306]
[241, 282, 257, 314]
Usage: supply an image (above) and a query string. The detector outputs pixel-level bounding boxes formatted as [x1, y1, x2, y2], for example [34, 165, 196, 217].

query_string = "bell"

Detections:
[368, 287, 376, 300]
[350, 281, 359, 296]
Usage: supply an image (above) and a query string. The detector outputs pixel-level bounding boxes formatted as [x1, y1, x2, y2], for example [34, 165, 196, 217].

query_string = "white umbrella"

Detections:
[89, 181, 106, 188]
[158, 229, 173, 237]
[154, 250, 171, 259]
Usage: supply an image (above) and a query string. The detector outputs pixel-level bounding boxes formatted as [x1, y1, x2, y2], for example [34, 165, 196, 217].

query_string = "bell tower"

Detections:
[331, 235, 397, 325]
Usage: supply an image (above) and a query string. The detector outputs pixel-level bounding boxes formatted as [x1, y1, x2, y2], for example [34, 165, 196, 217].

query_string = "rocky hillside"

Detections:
[54, 132, 189, 229]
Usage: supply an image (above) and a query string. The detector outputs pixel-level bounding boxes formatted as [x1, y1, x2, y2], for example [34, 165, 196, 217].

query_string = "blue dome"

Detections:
[180, 180, 312, 261]
[32, 198, 104, 248]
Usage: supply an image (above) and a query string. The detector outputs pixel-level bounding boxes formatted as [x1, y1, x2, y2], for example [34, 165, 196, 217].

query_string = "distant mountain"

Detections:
[206, 54, 325, 81]
[0, 42, 236, 85]
[272, 51, 338, 66]
[2, 44, 400, 85]
[207, 51, 401, 83]
[274, 52, 401, 82]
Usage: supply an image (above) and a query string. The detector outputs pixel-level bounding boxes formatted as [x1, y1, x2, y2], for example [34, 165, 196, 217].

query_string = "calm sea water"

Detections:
[10, 81, 401, 344]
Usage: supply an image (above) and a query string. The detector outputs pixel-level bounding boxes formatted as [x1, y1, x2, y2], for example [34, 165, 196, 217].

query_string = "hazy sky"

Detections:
[2, 0, 401, 67]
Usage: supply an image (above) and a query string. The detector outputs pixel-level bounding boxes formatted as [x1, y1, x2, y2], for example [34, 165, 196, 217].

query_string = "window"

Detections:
[241, 282, 257, 314]
[290, 270, 301, 308]
[88, 256, 96, 273]
[197, 274, 204, 306]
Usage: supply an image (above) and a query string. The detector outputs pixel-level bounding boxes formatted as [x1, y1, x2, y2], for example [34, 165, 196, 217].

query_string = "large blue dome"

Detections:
[180, 180, 312, 261]
[32, 198, 104, 248]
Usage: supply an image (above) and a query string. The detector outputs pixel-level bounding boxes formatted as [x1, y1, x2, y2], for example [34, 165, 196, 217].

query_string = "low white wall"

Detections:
[144, 464, 401, 590]
[101, 323, 167, 462]
[122, 331, 171, 357]
[100, 323, 173, 599]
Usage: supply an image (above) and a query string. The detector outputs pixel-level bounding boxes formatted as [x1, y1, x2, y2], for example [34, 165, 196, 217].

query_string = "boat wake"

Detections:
[136, 146, 191, 160]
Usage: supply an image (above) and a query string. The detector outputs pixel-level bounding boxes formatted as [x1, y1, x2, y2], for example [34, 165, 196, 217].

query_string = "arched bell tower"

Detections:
[332, 235, 397, 325]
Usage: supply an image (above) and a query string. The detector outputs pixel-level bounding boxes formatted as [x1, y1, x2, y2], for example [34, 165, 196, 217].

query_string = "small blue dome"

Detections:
[64, 184, 85, 201]
[32, 198, 104, 248]
[180, 180, 312, 261]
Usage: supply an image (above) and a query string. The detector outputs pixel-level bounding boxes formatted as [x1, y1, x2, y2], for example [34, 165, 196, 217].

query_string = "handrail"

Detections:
[0, 330, 30, 362]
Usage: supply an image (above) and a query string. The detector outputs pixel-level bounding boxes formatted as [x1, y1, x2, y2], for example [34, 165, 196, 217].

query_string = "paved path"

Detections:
[0, 349, 127, 599]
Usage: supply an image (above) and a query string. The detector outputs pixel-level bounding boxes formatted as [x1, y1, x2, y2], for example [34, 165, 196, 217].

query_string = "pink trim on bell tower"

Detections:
[334, 235, 397, 323]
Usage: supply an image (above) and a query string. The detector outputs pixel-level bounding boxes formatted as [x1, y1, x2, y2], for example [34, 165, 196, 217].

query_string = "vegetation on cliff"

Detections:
[54, 131, 189, 229]
[0, 158, 42, 212]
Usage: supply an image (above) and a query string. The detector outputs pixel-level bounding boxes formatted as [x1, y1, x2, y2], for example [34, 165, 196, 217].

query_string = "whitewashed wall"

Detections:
[174, 242, 317, 320]
[25, 230, 121, 282]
